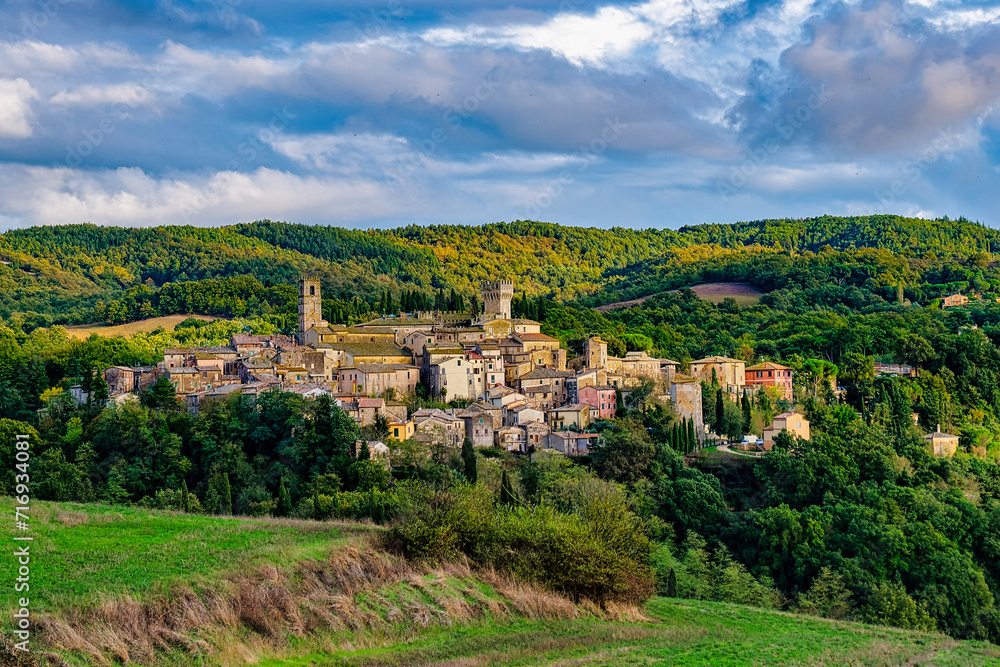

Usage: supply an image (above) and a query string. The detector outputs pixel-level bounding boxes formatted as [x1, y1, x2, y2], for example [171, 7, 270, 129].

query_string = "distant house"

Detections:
[547, 404, 592, 431]
[762, 412, 810, 449]
[925, 425, 959, 457]
[745, 362, 794, 402]
[942, 294, 969, 308]
[578, 386, 617, 420]
[874, 362, 917, 378]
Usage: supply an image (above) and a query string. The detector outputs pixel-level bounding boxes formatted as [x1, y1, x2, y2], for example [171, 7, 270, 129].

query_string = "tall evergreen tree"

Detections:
[715, 390, 725, 436]
[277, 477, 292, 517]
[741, 393, 753, 433]
[461, 437, 477, 484]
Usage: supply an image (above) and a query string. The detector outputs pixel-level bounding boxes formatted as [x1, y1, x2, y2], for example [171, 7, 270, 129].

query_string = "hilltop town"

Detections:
[88, 277, 828, 459]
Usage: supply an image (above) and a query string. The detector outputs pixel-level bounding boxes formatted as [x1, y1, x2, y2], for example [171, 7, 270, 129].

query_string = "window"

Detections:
[309, 285, 315, 296]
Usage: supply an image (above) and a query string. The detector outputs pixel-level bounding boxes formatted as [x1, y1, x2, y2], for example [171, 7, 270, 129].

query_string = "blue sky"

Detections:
[0, 0, 997, 231]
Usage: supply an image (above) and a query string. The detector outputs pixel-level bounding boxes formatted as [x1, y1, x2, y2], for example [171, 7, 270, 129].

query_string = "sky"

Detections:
[0, 0, 998, 231]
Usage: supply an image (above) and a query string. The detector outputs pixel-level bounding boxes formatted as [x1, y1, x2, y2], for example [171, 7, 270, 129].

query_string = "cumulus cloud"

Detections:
[0, 78, 39, 138]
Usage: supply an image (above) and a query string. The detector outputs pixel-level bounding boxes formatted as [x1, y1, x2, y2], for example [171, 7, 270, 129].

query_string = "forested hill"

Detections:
[0, 214, 994, 326]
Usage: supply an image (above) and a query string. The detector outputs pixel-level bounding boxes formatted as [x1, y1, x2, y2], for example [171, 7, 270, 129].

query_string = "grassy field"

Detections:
[0, 498, 360, 611]
[261, 598, 1000, 667]
[265, 597, 1000, 666]
[63, 313, 220, 339]
[689, 281, 764, 306]
[4, 500, 998, 666]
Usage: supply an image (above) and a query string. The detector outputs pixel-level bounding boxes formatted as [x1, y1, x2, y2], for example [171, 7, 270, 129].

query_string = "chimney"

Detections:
[936, 423, 941, 433]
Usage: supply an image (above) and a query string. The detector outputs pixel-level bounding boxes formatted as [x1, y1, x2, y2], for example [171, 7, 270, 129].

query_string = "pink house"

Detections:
[579, 386, 617, 420]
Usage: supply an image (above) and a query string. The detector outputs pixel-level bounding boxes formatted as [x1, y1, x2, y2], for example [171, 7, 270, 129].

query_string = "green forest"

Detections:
[5, 215, 1000, 645]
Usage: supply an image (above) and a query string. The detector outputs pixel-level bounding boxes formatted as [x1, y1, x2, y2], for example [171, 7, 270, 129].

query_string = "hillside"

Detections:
[0, 215, 995, 326]
[4, 499, 998, 667]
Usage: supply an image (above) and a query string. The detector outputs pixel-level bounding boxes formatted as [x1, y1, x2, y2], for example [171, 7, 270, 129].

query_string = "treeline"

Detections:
[7, 215, 994, 327]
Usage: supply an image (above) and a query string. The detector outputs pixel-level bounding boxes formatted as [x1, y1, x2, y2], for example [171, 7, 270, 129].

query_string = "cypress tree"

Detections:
[667, 568, 678, 598]
[499, 470, 518, 507]
[715, 390, 724, 435]
[277, 477, 292, 517]
[687, 418, 696, 451]
[181, 479, 190, 513]
[741, 393, 752, 433]
[221, 473, 232, 515]
[462, 437, 478, 484]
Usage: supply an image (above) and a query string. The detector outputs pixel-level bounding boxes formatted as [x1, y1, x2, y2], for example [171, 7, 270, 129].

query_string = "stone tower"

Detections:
[298, 278, 327, 334]
[584, 336, 608, 369]
[480, 280, 514, 320]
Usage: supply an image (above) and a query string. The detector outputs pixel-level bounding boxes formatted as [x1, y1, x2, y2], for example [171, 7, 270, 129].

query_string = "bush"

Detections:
[383, 481, 655, 604]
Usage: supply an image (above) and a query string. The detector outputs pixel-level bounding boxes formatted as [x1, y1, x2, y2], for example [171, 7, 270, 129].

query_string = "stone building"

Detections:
[669, 376, 704, 440]
[480, 280, 514, 321]
[924, 425, 959, 457]
[298, 278, 327, 334]
[745, 362, 794, 402]
[689, 356, 746, 398]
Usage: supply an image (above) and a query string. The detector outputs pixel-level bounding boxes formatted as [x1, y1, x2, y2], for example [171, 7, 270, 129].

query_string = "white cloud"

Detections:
[0, 78, 39, 138]
[50, 83, 156, 108]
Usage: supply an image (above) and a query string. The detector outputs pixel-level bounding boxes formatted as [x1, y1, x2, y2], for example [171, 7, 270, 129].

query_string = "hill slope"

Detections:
[1, 215, 994, 325]
[3, 499, 998, 667]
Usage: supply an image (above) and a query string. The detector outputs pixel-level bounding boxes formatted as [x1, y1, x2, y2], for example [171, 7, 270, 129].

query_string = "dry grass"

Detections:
[63, 313, 220, 340]
[26, 542, 597, 666]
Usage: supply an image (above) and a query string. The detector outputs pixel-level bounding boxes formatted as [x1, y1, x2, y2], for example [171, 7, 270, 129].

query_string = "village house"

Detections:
[942, 294, 969, 308]
[525, 421, 551, 449]
[337, 364, 420, 396]
[518, 367, 574, 405]
[547, 403, 592, 431]
[505, 403, 546, 427]
[496, 425, 527, 452]
[388, 419, 415, 442]
[689, 356, 746, 398]
[762, 411, 811, 448]
[745, 362, 795, 402]
[578, 385, 617, 420]
[548, 431, 599, 456]
[457, 404, 495, 447]
[925, 425, 959, 457]
[412, 409, 465, 447]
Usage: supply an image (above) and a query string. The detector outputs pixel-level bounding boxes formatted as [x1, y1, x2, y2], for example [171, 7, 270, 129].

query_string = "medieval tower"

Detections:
[298, 278, 328, 334]
[480, 280, 514, 320]
[584, 336, 608, 369]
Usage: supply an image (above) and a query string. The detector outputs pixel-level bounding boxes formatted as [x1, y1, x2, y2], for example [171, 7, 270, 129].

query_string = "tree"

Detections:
[741, 393, 752, 433]
[462, 437, 477, 484]
[277, 477, 292, 517]
[592, 420, 655, 484]
[667, 568, 678, 598]
[220, 473, 233, 515]
[499, 470, 519, 507]
[715, 390, 724, 435]
[722, 400, 744, 442]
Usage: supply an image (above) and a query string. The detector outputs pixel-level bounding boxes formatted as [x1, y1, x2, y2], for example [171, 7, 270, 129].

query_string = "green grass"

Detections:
[261, 598, 1000, 666]
[0, 498, 364, 611]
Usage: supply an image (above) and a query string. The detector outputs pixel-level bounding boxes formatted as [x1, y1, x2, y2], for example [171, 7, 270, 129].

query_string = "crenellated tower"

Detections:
[480, 280, 514, 320]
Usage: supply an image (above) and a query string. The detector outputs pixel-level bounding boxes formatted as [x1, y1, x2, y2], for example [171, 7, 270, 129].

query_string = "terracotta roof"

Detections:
[514, 332, 559, 342]
[357, 398, 385, 409]
[691, 355, 744, 364]
[746, 361, 793, 371]
[521, 368, 574, 379]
